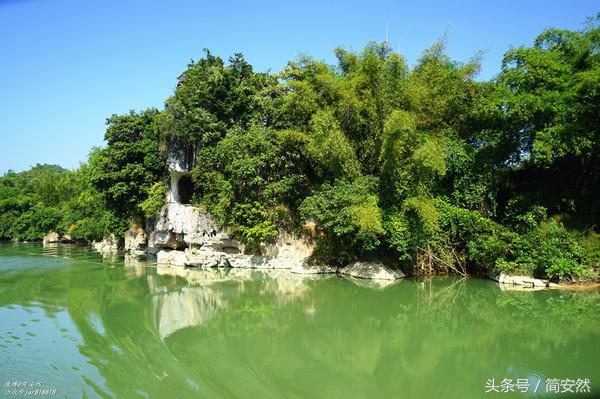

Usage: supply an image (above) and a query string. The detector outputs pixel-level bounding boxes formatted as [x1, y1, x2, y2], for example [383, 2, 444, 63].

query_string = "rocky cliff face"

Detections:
[147, 139, 232, 254]
[148, 203, 226, 251]
[94, 140, 405, 282]
[154, 232, 315, 270]
[124, 227, 147, 254]
[144, 139, 316, 270]
[92, 234, 119, 252]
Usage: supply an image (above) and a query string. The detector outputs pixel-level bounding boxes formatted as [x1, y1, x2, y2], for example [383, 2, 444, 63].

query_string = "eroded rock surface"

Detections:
[489, 272, 558, 288]
[43, 231, 73, 245]
[340, 261, 405, 281]
[148, 203, 227, 252]
[124, 227, 147, 253]
[155, 233, 315, 270]
[92, 234, 119, 252]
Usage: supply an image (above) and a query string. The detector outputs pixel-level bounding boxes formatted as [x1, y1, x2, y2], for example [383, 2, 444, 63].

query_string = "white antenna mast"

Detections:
[385, 23, 389, 44]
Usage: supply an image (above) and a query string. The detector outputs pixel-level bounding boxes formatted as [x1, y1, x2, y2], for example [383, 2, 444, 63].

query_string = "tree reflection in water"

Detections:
[0, 244, 598, 398]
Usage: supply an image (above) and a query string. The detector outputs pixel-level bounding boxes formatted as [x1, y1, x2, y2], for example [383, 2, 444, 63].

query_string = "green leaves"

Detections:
[191, 125, 311, 246]
[160, 51, 279, 147]
[307, 110, 361, 181]
[89, 109, 165, 222]
[412, 137, 447, 181]
[0, 163, 124, 241]
[300, 176, 383, 262]
[140, 181, 167, 219]
[230, 202, 278, 247]
[175, 32, 597, 276]
[488, 23, 600, 228]
[2, 22, 597, 281]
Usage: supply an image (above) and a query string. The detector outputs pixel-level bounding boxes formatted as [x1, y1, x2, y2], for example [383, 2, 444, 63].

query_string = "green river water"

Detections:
[0, 243, 598, 398]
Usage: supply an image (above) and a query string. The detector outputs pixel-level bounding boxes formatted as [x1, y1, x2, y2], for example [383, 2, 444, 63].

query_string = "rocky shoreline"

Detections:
[38, 141, 594, 290]
[37, 235, 594, 289]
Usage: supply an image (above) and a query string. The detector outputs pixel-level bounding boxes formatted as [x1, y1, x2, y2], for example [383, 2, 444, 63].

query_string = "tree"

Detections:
[88, 109, 165, 225]
[192, 125, 311, 248]
[159, 51, 279, 148]
[485, 19, 600, 227]
[300, 176, 384, 265]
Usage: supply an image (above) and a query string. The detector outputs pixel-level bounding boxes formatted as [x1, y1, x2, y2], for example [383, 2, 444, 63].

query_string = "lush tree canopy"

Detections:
[2, 16, 598, 281]
[0, 164, 123, 241]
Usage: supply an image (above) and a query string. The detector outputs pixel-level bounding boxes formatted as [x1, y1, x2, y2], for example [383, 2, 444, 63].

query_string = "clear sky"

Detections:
[0, 0, 597, 173]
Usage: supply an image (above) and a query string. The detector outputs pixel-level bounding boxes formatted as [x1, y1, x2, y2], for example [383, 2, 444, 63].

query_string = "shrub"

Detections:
[140, 181, 167, 219]
[486, 219, 598, 281]
[300, 176, 384, 264]
[230, 202, 278, 249]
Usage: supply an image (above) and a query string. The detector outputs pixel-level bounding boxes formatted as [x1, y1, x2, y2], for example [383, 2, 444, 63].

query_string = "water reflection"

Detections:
[346, 276, 400, 289]
[0, 243, 598, 398]
[149, 265, 331, 339]
[149, 274, 227, 339]
[123, 253, 148, 278]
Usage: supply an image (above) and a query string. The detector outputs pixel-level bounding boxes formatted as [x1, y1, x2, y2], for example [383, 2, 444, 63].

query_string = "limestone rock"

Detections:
[340, 261, 405, 281]
[184, 248, 229, 268]
[124, 227, 147, 252]
[154, 234, 316, 270]
[291, 263, 337, 275]
[157, 250, 187, 266]
[225, 235, 314, 269]
[148, 230, 183, 251]
[227, 254, 286, 269]
[92, 234, 119, 252]
[43, 231, 60, 245]
[43, 231, 74, 245]
[489, 272, 558, 288]
[149, 203, 316, 270]
[259, 233, 314, 267]
[149, 203, 229, 250]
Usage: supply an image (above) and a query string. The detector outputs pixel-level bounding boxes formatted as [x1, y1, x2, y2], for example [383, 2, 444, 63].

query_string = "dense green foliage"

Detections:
[0, 110, 166, 242]
[2, 17, 598, 281]
[300, 176, 384, 264]
[0, 164, 123, 241]
[192, 126, 310, 248]
[89, 109, 166, 223]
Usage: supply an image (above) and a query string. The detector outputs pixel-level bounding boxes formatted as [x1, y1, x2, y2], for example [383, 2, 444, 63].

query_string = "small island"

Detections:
[2, 21, 598, 288]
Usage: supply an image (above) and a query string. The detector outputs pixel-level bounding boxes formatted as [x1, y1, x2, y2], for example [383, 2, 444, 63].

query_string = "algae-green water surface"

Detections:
[0, 243, 598, 398]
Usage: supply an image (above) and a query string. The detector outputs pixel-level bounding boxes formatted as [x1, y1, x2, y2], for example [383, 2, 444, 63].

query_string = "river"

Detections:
[0, 243, 598, 398]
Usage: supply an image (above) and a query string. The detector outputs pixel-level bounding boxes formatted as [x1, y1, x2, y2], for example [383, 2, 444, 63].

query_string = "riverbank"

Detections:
[13, 239, 592, 290]
[5, 237, 597, 290]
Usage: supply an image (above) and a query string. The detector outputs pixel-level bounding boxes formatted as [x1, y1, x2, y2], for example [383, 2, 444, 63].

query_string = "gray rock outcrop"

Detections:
[488, 272, 558, 288]
[155, 232, 315, 270]
[92, 234, 119, 252]
[124, 227, 147, 255]
[148, 203, 227, 251]
[43, 231, 74, 245]
[340, 261, 405, 281]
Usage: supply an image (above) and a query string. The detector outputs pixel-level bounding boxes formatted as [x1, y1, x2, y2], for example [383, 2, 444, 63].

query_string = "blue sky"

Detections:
[0, 0, 597, 173]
